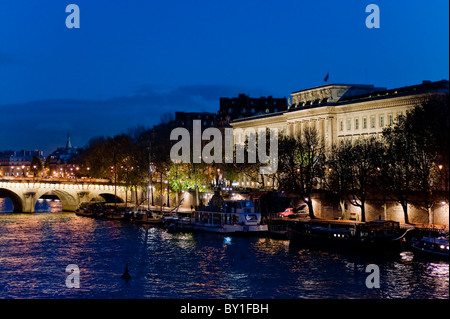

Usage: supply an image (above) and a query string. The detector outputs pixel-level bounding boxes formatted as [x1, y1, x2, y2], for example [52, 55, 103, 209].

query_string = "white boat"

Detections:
[169, 200, 268, 234]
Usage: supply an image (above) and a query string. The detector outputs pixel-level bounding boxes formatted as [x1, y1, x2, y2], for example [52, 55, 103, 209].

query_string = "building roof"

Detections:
[339, 80, 449, 104]
[231, 80, 449, 124]
[291, 83, 378, 95]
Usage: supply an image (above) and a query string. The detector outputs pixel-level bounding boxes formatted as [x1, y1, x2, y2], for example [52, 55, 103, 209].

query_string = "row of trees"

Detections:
[76, 126, 218, 206]
[276, 96, 449, 223]
[75, 96, 448, 223]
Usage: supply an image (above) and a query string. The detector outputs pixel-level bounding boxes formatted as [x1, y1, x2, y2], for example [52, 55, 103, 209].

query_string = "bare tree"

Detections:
[329, 137, 383, 222]
[382, 96, 449, 224]
[381, 122, 415, 224]
[325, 140, 353, 219]
[278, 126, 326, 218]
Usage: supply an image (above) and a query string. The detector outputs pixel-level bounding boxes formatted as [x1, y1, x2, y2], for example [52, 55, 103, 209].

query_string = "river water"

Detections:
[0, 199, 448, 299]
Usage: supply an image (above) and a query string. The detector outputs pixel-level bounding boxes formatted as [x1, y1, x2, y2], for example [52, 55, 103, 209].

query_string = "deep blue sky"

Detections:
[1, 0, 448, 154]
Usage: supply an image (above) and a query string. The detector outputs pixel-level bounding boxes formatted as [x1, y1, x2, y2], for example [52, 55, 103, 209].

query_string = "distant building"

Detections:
[174, 111, 217, 130]
[149, 95, 288, 155]
[47, 133, 81, 178]
[150, 94, 288, 138]
[0, 134, 83, 178]
[48, 133, 79, 164]
[217, 94, 287, 127]
[150, 111, 217, 143]
[0, 150, 45, 177]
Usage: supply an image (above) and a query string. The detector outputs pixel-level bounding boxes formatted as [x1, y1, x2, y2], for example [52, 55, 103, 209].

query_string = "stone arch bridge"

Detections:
[0, 179, 130, 213]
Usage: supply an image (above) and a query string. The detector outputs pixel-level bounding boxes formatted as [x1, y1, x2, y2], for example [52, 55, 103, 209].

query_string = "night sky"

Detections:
[1, 0, 448, 154]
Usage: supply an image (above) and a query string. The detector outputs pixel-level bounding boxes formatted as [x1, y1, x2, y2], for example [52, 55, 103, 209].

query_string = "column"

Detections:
[318, 118, 325, 140]
[326, 116, 334, 148]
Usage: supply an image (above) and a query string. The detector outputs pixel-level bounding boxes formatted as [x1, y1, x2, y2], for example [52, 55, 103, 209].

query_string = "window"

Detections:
[388, 114, 393, 126]
[370, 116, 376, 129]
[265, 108, 270, 113]
[340, 120, 344, 132]
[355, 118, 359, 130]
[347, 119, 351, 131]
[242, 108, 246, 113]
[363, 117, 367, 129]
[379, 115, 384, 128]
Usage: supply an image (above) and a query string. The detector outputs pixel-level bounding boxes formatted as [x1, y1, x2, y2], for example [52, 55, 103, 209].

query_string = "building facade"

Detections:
[0, 150, 45, 177]
[217, 94, 287, 127]
[232, 80, 449, 148]
[230, 80, 449, 224]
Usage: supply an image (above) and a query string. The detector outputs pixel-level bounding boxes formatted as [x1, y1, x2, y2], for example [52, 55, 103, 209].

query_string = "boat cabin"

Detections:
[194, 200, 262, 227]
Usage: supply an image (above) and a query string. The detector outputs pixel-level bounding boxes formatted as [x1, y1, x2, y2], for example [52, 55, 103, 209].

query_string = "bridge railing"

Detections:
[0, 176, 115, 185]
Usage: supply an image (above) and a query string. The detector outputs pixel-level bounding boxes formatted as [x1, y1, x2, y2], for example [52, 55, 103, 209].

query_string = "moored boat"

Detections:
[287, 219, 406, 253]
[75, 202, 105, 218]
[131, 210, 163, 225]
[168, 200, 268, 235]
[75, 202, 132, 221]
[268, 219, 290, 239]
[409, 234, 449, 260]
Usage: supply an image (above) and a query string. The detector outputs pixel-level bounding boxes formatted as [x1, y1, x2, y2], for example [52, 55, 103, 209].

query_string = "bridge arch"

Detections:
[34, 193, 62, 213]
[1, 181, 130, 212]
[96, 193, 125, 203]
[33, 189, 78, 211]
[0, 188, 23, 213]
[35, 189, 79, 212]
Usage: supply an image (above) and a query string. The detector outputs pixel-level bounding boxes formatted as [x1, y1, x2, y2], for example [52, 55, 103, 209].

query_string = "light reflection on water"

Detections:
[1, 197, 62, 214]
[0, 212, 448, 299]
[0, 198, 14, 213]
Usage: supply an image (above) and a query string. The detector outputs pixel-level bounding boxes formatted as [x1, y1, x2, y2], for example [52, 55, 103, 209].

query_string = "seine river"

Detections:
[0, 198, 448, 299]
